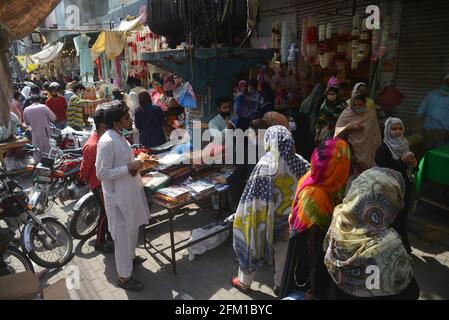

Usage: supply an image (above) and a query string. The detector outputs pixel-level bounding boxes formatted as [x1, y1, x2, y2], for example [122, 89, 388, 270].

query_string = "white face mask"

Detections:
[289, 121, 297, 131]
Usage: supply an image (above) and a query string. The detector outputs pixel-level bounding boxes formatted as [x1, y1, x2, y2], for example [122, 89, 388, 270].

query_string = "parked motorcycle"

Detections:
[0, 168, 73, 269]
[1, 228, 34, 275]
[48, 124, 89, 150]
[25, 145, 89, 213]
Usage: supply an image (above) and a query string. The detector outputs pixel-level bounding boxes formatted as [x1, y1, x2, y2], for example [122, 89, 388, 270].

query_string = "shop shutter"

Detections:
[295, 0, 377, 41]
[393, 0, 449, 120]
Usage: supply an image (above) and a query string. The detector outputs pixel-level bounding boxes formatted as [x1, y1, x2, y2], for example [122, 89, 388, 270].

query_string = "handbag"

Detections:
[376, 85, 404, 112]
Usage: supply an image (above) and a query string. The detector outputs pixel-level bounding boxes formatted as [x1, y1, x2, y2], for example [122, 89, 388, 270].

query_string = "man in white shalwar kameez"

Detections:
[96, 103, 151, 292]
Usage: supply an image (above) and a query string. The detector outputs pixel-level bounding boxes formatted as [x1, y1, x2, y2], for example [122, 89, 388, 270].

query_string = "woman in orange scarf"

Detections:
[281, 138, 352, 299]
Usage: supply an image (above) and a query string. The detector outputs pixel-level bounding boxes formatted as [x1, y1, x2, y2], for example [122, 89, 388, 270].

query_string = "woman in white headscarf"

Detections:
[375, 117, 417, 253]
[231, 125, 310, 295]
[346, 82, 376, 110]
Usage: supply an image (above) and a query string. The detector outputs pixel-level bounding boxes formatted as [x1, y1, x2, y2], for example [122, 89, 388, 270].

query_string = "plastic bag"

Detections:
[186, 223, 230, 261]
[376, 85, 404, 112]
[173, 82, 197, 109]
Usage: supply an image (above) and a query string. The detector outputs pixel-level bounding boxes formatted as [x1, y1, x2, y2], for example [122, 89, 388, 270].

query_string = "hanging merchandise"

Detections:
[91, 31, 126, 61]
[281, 21, 291, 64]
[82, 86, 98, 116]
[337, 26, 347, 56]
[326, 23, 333, 40]
[358, 18, 371, 62]
[378, 16, 392, 59]
[305, 17, 318, 64]
[351, 15, 361, 70]
[112, 55, 123, 89]
[100, 52, 111, 83]
[74, 34, 95, 83]
[271, 22, 282, 61]
[124, 26, 165, 80]
[273, 69, 286, 108]
[371, 28, 381, 61]
[300, 19, 308, 60]
[287, 44, 298, 75]
[318, 24, 326, 67]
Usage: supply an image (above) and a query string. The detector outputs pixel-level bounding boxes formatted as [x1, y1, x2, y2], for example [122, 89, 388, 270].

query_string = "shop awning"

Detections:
[16, 41, 63, 72]
[0, 0, 61, 41]
[113, 14, 145, 32]
[0, 0, 62, 125]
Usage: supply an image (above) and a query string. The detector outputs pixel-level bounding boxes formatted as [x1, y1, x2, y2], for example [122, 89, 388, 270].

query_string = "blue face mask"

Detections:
[120, 128, 132, 136]
[353, 107, 366, 114]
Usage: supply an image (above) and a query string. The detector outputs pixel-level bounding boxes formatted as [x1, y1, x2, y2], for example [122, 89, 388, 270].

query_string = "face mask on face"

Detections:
[220, 111, 231, 118]
[353, 107, 366, 114]
[120, 128, 132, 136]
[289, 120, 297, 131]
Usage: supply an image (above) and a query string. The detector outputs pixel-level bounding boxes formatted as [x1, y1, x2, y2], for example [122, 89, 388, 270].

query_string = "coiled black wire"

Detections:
[147, 0, 247, 48]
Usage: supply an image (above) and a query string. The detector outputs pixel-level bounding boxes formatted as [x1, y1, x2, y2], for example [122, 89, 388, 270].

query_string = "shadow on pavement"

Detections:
[412, 255, 449, 300]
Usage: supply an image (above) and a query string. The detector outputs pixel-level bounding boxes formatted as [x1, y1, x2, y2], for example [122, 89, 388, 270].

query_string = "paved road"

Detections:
[13, 172, 449, 300]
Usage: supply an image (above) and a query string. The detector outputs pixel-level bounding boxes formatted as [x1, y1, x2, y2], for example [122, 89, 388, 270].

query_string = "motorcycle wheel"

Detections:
[3, 246, 35, 274]
[69, 196, 101, 240]
[26, 217, 74, 269]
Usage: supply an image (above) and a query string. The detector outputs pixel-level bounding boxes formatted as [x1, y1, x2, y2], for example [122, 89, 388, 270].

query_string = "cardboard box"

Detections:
[43, 279, 71, 300]
[0, 271, 39, 300]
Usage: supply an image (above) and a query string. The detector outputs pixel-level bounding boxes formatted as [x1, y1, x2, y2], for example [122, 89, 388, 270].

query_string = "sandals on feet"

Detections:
[117, 277, 144, 292]
[231, 276, 250, 293]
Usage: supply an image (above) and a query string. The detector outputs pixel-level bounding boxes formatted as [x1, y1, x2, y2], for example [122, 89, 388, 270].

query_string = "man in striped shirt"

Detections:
[67, 83, 87, 131]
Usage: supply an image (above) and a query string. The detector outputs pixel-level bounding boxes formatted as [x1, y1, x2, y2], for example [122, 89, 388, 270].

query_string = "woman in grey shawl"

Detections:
[375, 117, 417, 253]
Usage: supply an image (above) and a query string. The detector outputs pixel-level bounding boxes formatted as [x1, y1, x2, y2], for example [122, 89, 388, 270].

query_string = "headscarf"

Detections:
[351, 82, 367, 98]
[319, 87, 345, 121]
[289, 139, 351, 237]
[299, 83, 324, 114]
[237, 80, 247, 93]
[299, 83, 325, 133]
[334, 98, 381, 170]
[327, 76, 340, 90]
[263, 111, 289, 129]
[324, 167, 413, 298]
[230, 115, 251, 131]
[383, 117, 410, 160]
[233, 126, 310, 273]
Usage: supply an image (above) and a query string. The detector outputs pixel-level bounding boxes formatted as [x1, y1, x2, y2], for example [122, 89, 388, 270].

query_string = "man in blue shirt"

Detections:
[208, 97, 232, 140]
[418, 73, 449, 130]
[417, 73, 449, 147]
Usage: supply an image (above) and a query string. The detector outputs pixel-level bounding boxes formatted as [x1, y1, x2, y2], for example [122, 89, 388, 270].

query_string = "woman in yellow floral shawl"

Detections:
[323, 167, 419, 299]
[231, 126, 310, 295]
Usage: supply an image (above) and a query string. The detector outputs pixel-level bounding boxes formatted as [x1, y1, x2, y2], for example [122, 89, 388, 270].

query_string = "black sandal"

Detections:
[117, 277, 144, 292]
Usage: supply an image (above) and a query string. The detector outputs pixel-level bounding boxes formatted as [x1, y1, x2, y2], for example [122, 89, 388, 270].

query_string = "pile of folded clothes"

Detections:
[183, 179, 215, 200]
[204, 171, 229, 185]
[153, 186, 192, 208]
[156, 153, 187, 170]
[142, 172, 171, 196]
[160, 165, 192, 182]
[191, 164, 219, 180]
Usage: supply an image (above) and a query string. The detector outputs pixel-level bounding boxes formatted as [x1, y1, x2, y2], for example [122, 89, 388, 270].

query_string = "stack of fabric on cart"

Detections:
[183, 179, 215, 200]
[205, 171, 229, 185]
[160, 165, 192, 182]
[142, 172, 171, 196]
[191, 165, 219, 180]
[153, 186, 192, 208]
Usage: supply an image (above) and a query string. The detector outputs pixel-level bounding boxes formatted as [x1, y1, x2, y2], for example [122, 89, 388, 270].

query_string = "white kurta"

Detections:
[96, 129, 151, 277]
